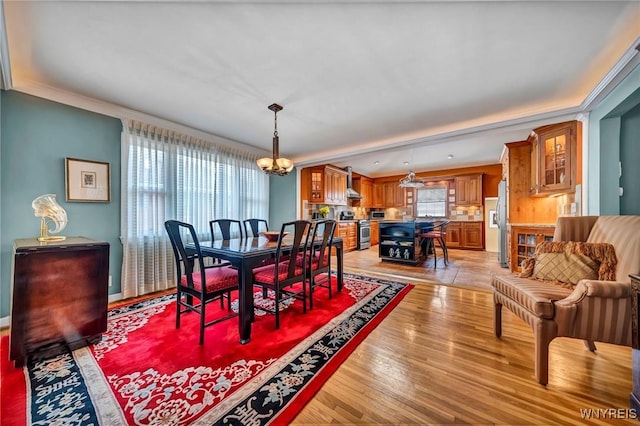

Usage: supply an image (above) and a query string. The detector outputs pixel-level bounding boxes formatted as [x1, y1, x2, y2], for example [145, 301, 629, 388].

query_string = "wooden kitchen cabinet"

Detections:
[383, 182, 405, 207]
[530, 120, 578, 196]
[503, 141, 559, 225]
[509, 225, 555, 272]
[348, 222, 357, 249]
[445, 222, 462, 248]
[352, 176, 373, 208]
[337, 222, 357, 251]
[309, 165, 347, 205]
[370, 220, 380, 246]
[462, 222, 483, 249]
[9, 237, 110, 367]
[372, 182, 385, 208]
[445, 222, 483, 249]
[454, 174, 483, 206]
[328, 168, 347, 206]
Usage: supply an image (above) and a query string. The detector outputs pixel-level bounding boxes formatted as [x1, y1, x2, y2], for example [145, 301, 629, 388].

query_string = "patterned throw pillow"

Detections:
[532, 252, 598, 284]
[518, 241, 617, 288]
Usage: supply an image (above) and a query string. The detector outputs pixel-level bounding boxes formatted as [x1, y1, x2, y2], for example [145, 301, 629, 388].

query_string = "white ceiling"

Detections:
[3, 1, 640, 177]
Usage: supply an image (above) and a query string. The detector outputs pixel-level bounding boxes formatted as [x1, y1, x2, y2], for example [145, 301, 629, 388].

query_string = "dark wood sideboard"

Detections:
[631, 274, 640, 412]
[9, 237, 110, 367]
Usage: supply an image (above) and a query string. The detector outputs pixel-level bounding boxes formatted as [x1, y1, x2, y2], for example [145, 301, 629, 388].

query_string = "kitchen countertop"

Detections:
[508, 223, 556, 227]
[378, 219, 484, 223]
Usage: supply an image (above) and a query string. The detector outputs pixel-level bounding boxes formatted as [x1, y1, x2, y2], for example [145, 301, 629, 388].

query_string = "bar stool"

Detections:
[420, 220, 449, 268]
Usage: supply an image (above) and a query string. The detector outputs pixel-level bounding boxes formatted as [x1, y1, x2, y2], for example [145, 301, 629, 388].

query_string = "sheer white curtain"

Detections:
[121, 119, 269, 299]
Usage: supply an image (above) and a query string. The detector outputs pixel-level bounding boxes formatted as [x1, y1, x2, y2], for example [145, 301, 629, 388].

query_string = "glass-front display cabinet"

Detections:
[530, 120, 577, 196]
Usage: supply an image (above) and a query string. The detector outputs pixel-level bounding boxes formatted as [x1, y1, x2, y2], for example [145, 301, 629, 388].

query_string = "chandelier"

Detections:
[256, 103, 294, 176]
[399, 170, 426, 188]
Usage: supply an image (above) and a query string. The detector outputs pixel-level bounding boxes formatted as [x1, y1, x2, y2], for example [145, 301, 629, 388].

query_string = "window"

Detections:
[415, 185, 447, 217]
[121, 119, 269, 298]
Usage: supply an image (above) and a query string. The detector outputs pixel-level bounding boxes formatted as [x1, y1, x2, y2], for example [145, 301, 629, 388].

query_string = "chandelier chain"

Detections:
[273, 109, 278, 137]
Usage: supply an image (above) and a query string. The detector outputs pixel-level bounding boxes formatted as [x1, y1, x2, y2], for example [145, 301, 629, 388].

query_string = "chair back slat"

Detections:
[311, 219, 337, 268]
[275, 220, 311, 279]
[244, 218, 269, 237]
[165, 220, 206, 289]
[209, 219, 243, 241]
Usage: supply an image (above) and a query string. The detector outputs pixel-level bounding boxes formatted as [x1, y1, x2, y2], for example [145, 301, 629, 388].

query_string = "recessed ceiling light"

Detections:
[374, 161, 379, 165]
[447, 154, 454, 160]
[403, 161, 409, 166]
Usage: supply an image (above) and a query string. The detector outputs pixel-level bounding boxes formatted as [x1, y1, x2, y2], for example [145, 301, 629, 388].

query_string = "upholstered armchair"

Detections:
[492, 215, 640, 385]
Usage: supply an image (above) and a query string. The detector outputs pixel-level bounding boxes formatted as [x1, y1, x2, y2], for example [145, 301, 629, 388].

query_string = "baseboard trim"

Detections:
[108, 293, 123, 303]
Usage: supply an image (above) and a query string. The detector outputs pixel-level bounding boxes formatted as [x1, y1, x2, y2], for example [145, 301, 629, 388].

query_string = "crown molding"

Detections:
[581, 36, 640, 112]
[12, 79, 270, 157]
[294, 106, 581, 167]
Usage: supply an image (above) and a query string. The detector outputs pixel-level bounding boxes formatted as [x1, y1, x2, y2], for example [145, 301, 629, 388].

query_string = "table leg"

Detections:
[238, 262, 254, 344]
[337, 243, 343, 292]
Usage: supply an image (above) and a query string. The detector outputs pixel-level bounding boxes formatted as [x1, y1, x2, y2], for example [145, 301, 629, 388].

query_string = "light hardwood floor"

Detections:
[291, 247, 635, 425]
[342, 246, 512, 291]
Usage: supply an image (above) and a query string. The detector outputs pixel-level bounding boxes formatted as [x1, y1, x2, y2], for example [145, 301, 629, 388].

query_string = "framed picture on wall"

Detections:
[489, 209, 498, 228]
[65, 157, 111, 202]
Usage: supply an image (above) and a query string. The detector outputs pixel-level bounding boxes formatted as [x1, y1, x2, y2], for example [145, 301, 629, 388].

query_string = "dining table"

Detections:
[191, 235, 344, 344]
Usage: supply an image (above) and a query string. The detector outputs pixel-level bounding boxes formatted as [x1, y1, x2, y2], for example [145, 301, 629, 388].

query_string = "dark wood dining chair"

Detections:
[209, 219, 243, 266]
[164, 220, 239, 345]
[243, 218, 269, 237]
[209, 219, 244, 241]
[307, 219, 337, 309]
[251, 220, 311, 329]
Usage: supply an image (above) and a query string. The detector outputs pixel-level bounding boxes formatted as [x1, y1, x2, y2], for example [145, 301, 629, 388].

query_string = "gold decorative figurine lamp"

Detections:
[32, 194, 67, 242]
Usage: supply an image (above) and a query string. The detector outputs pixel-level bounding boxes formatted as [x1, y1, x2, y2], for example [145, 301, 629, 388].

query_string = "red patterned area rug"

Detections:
[1, 272, 412, 425]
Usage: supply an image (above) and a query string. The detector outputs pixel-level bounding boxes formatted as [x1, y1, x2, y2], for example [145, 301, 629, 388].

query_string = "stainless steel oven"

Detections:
[357, 219, 371, 250]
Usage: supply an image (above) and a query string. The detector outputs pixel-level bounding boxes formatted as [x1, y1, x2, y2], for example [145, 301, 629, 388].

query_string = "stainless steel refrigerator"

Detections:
[497, 179, 509, 267]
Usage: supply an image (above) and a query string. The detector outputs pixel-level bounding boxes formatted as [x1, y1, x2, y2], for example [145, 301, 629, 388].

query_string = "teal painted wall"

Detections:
[620, 102, 640, 214]
[587, 64, 640, 214]
[268, 170, 298, 232]
[1, 91, 122, 318]
[598, 117, 621, 214]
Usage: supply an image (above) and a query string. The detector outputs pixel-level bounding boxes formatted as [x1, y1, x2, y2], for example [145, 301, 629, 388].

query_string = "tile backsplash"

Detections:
[449, 206, 483, 221]
[304, 201, 483, 222]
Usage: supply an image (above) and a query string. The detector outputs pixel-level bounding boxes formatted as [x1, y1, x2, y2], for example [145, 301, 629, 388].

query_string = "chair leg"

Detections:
[301, 279, 307, 314]
[439, 237, 448, 265]
[494, 301, 502, 338]
[432, 239, 437, 269]
[534, 321, 556, 386]
[274, 286, 280, 329]
[584, 340, 597, 352]
[199, 298, 206, 345]
[327, 260, 333, 299]
[176, 290, 182, 329]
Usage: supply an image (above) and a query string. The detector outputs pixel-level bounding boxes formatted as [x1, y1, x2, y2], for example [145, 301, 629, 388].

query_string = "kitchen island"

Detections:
[378, 221, 431, 265]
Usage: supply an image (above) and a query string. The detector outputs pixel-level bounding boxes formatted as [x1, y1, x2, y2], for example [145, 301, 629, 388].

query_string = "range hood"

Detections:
[344, 166, 362, 199]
